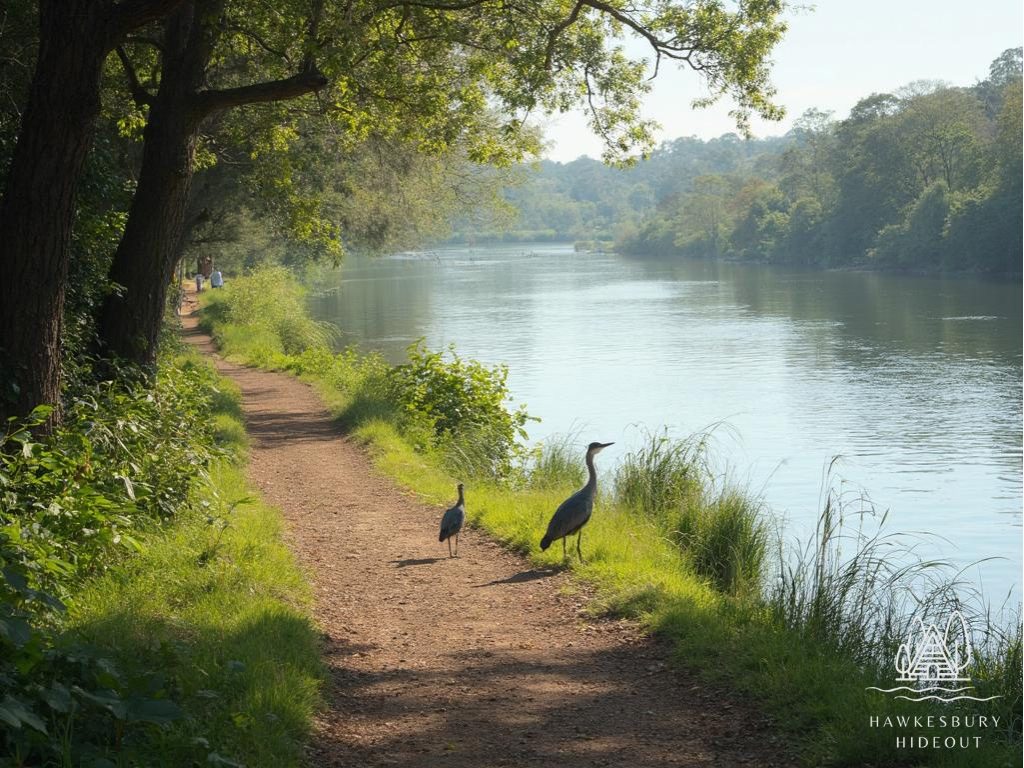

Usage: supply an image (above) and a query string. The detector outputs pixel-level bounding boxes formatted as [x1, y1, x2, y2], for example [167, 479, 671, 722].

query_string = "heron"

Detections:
[439, 483, 466, 558]
[540, 441, 614, 562]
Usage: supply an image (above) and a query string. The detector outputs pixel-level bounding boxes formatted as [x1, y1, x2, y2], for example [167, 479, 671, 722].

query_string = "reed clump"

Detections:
[614, 431, 769, 597]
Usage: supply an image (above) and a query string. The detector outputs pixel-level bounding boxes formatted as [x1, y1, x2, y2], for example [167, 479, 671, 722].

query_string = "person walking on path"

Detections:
[211, 269, 224, 289]
[195, 273, 204, 293]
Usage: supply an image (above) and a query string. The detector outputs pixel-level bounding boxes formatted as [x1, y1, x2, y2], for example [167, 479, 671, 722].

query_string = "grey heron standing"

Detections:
[540, 442, 614, 562]
[439, 483, 466, 557]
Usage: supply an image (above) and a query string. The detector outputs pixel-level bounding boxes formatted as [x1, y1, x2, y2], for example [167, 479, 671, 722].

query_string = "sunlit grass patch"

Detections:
[61, 354, 322, 767]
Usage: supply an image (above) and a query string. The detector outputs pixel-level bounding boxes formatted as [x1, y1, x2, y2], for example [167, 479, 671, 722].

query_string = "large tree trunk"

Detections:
[0, 2, 108, 426]
[97, 0, 326, 365]
[0, 0, 184, 426]
[97, 4, 209, 365]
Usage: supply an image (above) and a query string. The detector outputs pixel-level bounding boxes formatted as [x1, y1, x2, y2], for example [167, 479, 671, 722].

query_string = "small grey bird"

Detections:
[540, 441, 614, 562]
[439, 483, 466, 558]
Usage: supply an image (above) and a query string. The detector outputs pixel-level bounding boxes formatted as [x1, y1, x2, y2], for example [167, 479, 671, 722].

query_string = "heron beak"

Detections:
[597, 442, 614, 450]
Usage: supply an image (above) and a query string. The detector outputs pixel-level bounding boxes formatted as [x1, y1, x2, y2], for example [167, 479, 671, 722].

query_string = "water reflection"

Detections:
[309, 243, 1022, 602]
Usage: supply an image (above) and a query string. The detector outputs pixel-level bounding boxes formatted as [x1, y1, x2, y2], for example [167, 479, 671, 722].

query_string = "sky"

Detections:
[540, 1, 1024, 162]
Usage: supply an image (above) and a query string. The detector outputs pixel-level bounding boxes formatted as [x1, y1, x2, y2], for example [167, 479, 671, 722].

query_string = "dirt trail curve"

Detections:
[181, 310, 789, 768]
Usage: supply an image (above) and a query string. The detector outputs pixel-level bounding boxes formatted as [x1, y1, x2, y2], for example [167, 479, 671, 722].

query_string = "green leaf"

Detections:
[41, 682, 73, 714]
[125, 696, 183, 725]
[0, 704, 20, 729]
[27, 405, 54, 423]
[0, 695, 47, 733]
[0, 616, 32, 647]
[76, 688, 128, 721]
[1, 567, 29, 593]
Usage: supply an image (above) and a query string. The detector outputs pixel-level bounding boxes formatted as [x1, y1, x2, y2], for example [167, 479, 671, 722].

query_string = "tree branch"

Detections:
[544, 1, 586, 70]
[579, 0, 695, 62]
[194, 68, 328, 117]
[115, 46, 155, 107]
[109, 0, 187, 42]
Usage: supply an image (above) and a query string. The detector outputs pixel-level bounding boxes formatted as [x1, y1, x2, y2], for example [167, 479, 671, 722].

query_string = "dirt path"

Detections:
[181, 310, 789, 768]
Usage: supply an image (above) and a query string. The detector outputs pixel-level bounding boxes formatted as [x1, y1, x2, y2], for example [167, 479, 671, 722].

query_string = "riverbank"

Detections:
[181, 310, 789, 767]
[200, 267, 1022, 766]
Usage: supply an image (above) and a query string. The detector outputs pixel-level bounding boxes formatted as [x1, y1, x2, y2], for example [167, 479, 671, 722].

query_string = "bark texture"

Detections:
[0, 1, 108, 425]
[97, 2, 213, 364]
[97, 0, 326, 364]
[0, 0, 184, 425]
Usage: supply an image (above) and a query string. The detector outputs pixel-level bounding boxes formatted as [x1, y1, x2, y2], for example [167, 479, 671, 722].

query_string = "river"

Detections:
[309, 243, 1023, 605]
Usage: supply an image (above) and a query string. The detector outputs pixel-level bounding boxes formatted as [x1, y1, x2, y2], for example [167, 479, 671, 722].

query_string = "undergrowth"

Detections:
[1, 333, 320, 766]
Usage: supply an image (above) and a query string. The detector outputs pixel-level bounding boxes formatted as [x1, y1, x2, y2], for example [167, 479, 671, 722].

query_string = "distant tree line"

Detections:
[470, 49, 1021, 273]
[619, 49, 1023, 272]
[450, 132, 792, 242]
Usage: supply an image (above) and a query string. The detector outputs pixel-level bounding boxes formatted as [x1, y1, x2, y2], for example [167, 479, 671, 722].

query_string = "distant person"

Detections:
[211, 269, 224, 289]
[195, 273, 204, 293]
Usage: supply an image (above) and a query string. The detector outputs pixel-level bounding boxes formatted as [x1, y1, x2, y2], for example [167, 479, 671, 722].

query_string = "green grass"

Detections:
[199, 267, 1022, 767]
[61, 354, 322, 767]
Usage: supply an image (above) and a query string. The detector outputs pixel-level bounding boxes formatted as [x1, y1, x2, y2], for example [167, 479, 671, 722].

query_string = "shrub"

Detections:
[202, 265, 334, 356]
[0, 352, 228, 764]
[390, 342, 535, 479]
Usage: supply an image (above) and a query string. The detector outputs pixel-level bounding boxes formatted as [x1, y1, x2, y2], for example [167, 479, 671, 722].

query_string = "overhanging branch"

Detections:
[193, 68, 329, 117]
[109, 0, 187, 43]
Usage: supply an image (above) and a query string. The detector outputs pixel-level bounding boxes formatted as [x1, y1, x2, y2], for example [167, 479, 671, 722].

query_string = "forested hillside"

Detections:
[450, 133, 793, 243]
[465, 48, 1022, 273]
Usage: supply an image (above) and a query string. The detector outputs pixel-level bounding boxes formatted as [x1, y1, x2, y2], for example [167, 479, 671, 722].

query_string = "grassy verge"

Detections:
[200, 267, 1021, 767]
[64, 369, 322, 767]
[1, 342, 321, 767]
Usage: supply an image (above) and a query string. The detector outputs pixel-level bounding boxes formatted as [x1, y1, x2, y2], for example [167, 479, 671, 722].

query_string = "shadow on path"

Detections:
[476, 568, 561, 587]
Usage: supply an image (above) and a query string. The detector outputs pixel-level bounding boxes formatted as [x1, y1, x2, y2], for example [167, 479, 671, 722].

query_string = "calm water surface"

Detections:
[310, 244, 1023, 603]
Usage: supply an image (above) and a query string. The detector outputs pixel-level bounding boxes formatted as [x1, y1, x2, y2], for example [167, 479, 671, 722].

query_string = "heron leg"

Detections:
[562, 537, 567, 561]
[447, 537, 452, 558]
[454, 533, 459, 557]
[577, 529, 584, 563]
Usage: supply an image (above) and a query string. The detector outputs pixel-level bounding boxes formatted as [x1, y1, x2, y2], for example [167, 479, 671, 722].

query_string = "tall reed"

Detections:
[614, 430, 770, 597]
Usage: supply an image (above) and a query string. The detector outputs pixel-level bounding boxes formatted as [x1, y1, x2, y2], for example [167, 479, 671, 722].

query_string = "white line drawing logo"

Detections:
[866, 611, 1002, 703]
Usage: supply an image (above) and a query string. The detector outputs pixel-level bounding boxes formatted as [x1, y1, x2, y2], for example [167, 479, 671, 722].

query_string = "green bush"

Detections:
[391, 342, 534, 479]
[201, 265, 334, 357]
[0, 352, 230, 764]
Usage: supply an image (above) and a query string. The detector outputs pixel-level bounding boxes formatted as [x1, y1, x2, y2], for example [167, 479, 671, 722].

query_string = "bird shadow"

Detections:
[390, 557, 446, 568]
[474, 568, 560, 587]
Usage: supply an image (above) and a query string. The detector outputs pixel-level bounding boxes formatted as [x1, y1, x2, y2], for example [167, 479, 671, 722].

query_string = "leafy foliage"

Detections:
[200, 265, 335, 358]
[0, 352, 229, 764]
[392, 342, 535, 479]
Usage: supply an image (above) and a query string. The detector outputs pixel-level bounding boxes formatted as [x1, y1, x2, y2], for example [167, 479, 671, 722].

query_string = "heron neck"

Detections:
[457, 487, 464, 505]
[585, 452, 598, 490]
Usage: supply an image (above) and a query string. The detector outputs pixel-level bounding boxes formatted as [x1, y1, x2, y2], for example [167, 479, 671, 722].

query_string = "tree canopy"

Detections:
[0, 0, 790, 424]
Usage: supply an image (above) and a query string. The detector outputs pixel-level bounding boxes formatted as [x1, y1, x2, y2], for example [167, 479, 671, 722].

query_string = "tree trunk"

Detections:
[97, 7, 208, 364]
[97, 1, 326, 365]
[0, 1, 108, 426]
[0, 0, 184, 426]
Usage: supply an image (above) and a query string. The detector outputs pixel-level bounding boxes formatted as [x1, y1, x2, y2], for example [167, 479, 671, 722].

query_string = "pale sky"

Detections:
[541, 1, 1024, 162]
